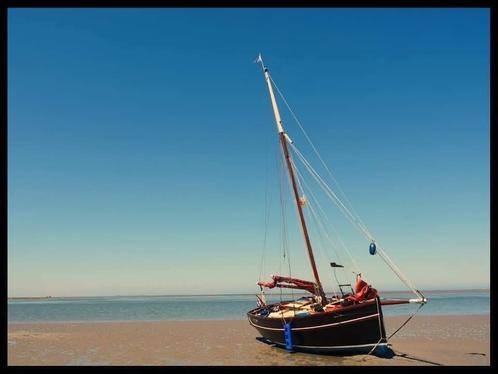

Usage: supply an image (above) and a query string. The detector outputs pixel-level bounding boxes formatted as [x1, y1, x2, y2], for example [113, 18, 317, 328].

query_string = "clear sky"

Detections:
[8, 8, 489, 297]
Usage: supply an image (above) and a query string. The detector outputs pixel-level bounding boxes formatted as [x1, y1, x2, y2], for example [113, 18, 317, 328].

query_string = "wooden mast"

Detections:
[257, 54, 326, 303]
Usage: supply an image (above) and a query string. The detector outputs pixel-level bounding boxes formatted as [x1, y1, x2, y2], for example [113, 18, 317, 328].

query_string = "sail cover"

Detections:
[344, 277, 378, 303]
[258, 275, 318, 294]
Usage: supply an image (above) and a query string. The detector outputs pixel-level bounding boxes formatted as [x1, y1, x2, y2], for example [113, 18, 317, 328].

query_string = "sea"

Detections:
[8, 290, 489, 324]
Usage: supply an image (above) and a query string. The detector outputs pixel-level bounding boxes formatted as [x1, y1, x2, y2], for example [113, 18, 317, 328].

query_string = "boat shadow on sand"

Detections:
[256, 337, 444, 365]
[255, 337, 395, 358]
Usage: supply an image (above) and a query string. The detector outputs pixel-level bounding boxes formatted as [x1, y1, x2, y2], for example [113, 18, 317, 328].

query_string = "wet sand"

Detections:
[8, 315, 489, 366]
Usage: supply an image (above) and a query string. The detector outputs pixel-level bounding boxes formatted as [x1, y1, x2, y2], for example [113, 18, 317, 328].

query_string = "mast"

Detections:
[257, 54, 326, 303]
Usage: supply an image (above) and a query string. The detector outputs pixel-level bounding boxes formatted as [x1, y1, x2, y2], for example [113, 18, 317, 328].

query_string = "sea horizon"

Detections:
[8, 289, 490, 323]
[8, 287, 490, 300]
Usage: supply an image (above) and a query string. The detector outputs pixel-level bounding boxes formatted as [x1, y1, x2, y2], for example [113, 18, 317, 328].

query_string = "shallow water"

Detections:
[8, 290, 489, 323]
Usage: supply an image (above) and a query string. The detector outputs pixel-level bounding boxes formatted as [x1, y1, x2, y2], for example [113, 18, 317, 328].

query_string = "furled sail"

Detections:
[258, 275, 318, 294]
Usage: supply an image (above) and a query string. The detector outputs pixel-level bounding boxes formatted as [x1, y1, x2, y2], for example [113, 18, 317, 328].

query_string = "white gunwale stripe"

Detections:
[249, 313, 379, 331]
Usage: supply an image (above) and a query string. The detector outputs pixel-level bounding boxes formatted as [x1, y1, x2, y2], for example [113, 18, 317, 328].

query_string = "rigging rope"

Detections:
[293, 159, 361, 275]
[291, 143, 374, 240]
[266, 70, 424, 302]
[290, 141, 421, 299]
[269, 74, 371, 235]
[278, 146, 286, 275]
[305, 201, 341, 299]
[292, 157, 355, 276]
[277, 143, 295, 303]
[291, 159, 340, 299]
[258, 142, 273, 282]
[376, 248, 420, 298]
[292, 159, 343, 262]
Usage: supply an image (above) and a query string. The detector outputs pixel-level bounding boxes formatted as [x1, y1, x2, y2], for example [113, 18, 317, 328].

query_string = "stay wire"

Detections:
[269, 73, 370, 235]
[291, 159, 338, 297]
[294, 141, 420, 297]
[258, 133, 274, 282]
[291, 146, 362, 274]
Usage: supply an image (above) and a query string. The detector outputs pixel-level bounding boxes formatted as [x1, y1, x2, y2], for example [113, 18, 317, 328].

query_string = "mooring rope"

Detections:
[388, 302, 425, 340]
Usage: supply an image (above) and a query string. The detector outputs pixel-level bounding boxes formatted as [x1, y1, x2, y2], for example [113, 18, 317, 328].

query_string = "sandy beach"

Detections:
[8, 315, 489, 366]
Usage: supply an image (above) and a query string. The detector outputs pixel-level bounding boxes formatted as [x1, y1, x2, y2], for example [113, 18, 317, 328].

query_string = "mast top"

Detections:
[255, 53, 267, 71]
[256, 53, 284, 134]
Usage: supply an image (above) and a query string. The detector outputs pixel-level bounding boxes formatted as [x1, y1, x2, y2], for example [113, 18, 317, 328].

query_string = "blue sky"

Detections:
[8, 8, 489, 296]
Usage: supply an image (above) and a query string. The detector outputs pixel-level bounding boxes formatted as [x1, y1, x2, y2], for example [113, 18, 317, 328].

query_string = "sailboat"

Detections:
[247, 54, 427, 354]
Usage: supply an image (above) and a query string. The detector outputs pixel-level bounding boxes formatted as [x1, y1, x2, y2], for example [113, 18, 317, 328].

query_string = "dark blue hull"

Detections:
[247, 297, 387, 353]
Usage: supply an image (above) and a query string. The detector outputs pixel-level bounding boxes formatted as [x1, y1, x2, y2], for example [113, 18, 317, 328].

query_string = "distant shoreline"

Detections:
[8, 288, 490, 301]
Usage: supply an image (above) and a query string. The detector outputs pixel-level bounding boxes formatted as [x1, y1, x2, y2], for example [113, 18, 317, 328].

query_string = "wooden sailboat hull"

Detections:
[247, 298, 387, 353]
